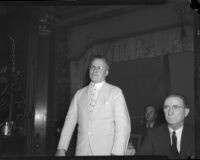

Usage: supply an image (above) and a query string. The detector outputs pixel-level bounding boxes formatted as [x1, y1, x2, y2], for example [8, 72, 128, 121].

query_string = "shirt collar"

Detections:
[146, 121, 155, 128]
[168, 125, 183, 136]
[90, 81, 105, 90]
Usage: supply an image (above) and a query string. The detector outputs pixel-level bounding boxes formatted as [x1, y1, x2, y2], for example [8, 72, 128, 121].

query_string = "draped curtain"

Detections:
[70, 26, 193, 96]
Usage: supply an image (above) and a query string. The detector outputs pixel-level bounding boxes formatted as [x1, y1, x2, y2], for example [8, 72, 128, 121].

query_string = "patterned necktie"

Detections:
[89, 84, 97, 112]
[170, 131, 179, 159]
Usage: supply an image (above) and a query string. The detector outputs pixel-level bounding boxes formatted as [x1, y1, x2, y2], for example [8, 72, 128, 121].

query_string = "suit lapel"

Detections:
[179, 124, 193, 158]
[162, 124, 171, 154]
[87, 84, 93, 119]
[180, 125, 186, 156]
[91, 82, 108, 117]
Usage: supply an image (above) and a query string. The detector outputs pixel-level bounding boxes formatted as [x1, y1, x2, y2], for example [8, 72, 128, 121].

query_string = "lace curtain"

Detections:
[69, 26, 193, 96]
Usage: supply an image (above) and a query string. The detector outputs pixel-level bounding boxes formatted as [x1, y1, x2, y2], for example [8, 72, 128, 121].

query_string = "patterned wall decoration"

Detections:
[0, 34, 27, 136]
[0, 11, 30, 142]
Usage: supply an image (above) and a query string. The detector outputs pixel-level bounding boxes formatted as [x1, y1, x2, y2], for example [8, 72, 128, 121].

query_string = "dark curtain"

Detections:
[107, 55, 170, 130]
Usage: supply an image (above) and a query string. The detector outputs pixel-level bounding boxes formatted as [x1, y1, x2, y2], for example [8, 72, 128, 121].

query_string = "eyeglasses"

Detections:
[163, 105, 185, 111]
[90, 65, 103, 71]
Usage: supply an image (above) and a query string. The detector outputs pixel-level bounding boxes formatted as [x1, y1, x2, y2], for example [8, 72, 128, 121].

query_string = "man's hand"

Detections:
[55, 149, 66, 156]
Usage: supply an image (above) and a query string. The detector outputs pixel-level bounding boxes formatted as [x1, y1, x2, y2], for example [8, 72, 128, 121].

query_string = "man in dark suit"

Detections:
[136, 93, 194, 159]
[134, 105, 159, 146]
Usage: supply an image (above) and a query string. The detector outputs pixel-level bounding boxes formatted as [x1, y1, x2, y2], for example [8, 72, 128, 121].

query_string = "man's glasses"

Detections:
[90, 65, 103, 71]
[163, 105, 185, 111]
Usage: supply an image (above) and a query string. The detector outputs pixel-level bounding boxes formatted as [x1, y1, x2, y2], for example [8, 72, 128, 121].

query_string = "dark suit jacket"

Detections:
[136, 123, 194, 159]
[134, 121, 160, 147]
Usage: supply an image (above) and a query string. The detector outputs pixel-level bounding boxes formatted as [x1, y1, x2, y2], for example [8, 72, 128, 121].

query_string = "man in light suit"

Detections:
[136, 93, 194, 159]
[55, 55, 131, 156]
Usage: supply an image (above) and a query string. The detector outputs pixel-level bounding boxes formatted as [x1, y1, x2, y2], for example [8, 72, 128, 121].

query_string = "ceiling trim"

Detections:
[56, 5, 145, 27]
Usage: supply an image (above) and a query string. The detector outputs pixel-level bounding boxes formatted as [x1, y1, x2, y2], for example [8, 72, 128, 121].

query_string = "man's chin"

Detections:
[91, 80, 99, 83]
[91, 78, 97, 82]
[167, 121, 179, 126]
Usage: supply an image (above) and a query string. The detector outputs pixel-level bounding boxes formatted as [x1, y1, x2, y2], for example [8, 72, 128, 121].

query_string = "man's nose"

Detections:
[92, 69, 98, 73]
[168, 107, 174, 115]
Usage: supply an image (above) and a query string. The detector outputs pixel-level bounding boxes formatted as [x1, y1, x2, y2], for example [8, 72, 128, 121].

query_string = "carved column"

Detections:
[25, 12, 39, 155]
[32, 12, 55, 155]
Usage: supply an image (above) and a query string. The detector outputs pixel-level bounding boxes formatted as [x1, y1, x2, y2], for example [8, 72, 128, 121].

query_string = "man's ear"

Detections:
[184, 108, 190, 117]
[105, 70, 109, 77]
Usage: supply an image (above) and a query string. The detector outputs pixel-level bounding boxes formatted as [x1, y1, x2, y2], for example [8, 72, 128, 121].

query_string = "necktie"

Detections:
[89, 84, 97, 112]
[170, 131, 179, 159]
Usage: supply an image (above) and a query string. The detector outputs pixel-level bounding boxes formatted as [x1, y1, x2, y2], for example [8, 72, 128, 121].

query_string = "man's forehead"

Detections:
[146, 106, 155, 111]
[91, 59, 108, 68]
[92, 58, 105, 64]
[164, 96, 184, 105]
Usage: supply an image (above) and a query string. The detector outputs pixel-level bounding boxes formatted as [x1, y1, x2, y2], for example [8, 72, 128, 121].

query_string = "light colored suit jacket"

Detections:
[57, 82, 131, 156]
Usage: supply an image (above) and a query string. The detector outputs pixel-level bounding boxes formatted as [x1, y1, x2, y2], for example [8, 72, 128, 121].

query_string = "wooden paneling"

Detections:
[194, 11, 200, 158]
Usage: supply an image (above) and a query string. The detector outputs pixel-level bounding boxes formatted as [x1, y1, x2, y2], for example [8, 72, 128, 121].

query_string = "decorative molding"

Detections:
[56, 6, 145, 28]
[38, 13, 57, 34]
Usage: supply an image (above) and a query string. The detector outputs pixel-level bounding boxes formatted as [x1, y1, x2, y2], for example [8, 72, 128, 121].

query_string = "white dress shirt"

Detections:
[168, 126, 183, 153]
[90, 81, 105, 99]
[146, 121, 155, 128]
[89, 81, 105, 112]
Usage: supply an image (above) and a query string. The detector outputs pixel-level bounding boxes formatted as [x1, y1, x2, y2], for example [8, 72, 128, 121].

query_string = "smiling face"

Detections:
[163, 95, 190, 130]
[89, 58, 109, 83]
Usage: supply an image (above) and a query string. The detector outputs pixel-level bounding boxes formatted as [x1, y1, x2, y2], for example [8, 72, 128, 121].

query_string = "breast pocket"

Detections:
[99, 101, 114, 119]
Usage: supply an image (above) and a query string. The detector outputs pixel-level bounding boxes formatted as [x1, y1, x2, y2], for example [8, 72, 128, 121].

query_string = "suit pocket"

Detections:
[99, 102, 114, 119]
